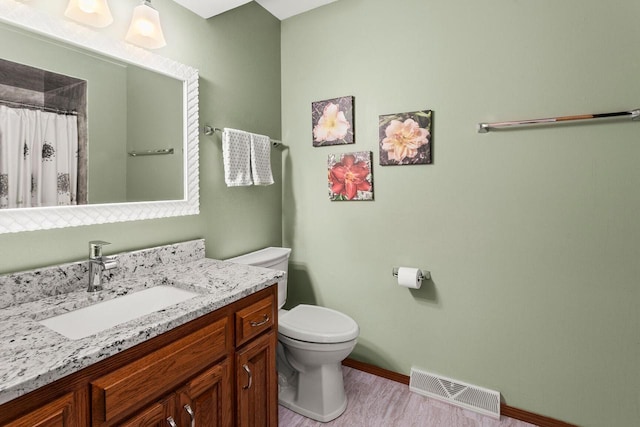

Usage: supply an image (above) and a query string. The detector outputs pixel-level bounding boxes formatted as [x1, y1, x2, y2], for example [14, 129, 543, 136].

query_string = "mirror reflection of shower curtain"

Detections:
[0, 105, 78, 209]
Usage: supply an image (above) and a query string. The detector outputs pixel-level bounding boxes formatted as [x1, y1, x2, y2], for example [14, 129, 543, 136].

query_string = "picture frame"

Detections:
[312, 96, 355, 146]
[379, 110, 432, 166]
[327, 151, 373, 201]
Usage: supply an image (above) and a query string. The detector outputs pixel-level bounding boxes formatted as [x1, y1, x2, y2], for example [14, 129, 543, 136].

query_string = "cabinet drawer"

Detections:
[91, 317, 229, 425]
[235, 296, 274, 346]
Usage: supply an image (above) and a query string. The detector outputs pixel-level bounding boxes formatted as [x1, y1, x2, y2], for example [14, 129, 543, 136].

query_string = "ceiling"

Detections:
[171, 0, 338, 20]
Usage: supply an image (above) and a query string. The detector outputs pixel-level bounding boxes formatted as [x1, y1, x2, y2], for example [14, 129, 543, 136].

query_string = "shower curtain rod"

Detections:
[0, 99, 78, 116]
[203, 125, 283, 148]
[477, 108, 640, 133]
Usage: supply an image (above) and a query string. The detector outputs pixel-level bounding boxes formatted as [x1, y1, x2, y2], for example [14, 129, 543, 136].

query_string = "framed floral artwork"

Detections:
[379, 110, 432, 166]
[328, 151, 373, 201]
[312, 96, 354, 146]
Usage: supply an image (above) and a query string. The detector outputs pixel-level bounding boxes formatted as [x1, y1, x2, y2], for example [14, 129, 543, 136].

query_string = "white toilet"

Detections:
[226, 247, 359, 422]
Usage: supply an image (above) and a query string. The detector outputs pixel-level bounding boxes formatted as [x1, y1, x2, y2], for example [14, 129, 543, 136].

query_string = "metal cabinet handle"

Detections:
[184, 404, 195, 427]
[242, 364, 253, 389]
[250, 314, 270, 327]
[166, 416, 178, 427]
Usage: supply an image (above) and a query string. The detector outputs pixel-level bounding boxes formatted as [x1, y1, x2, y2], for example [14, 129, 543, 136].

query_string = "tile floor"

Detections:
[278, 367, 538, 427]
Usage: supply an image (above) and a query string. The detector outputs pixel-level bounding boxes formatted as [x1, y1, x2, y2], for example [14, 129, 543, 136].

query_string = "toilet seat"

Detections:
[279, 304, 359, 344]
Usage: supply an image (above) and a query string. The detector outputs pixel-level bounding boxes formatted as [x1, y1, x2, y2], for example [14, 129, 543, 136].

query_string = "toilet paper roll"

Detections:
[397, 267, 422, 289]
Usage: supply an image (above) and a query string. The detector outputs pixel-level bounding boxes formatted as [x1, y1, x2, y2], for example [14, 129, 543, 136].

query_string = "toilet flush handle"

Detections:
[242, 364, 253, 389]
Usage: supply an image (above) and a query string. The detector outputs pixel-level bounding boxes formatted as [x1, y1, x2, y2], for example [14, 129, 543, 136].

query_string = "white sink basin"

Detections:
[39, 285, 199, 340]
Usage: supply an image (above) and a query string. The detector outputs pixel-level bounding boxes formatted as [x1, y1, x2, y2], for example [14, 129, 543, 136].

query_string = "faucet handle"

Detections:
[89, 240, 111, 259]
[102, 255, 118, 270]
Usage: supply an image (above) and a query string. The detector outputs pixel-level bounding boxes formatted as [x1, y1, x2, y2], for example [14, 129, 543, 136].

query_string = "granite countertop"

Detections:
[0, 258, 284, 406]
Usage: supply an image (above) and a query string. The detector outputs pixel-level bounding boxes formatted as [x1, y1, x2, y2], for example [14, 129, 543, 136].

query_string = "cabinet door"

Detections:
[5, 392, 76, 427]
[119, 396, 174, 427]
[236, 331, 277, 427]
[177, 360, 233, 427]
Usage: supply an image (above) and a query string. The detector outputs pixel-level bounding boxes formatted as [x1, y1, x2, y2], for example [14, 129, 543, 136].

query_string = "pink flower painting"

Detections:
[328, 151, 373, 201]
[312, 96, 354, 146]
[379, 110, 432, 166]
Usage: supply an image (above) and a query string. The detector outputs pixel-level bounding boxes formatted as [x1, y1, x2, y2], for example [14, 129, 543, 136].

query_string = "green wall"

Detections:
[0, 0, 282, 270]
[281, 0, 640, 426]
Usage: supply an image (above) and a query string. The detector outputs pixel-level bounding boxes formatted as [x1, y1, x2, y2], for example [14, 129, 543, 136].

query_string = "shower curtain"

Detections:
[0, 105, 78, 209]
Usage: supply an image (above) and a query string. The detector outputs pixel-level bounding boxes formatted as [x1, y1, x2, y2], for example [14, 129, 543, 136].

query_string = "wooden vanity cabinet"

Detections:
[117, 360, 233, 427]
[3, 392, 79, 427]
[176, 359, 233, 427]
[236, 331, 278, 427]
[0, 285, 277, 427]
[234, 290, 278, 427]
[90, 317, 230, 426]
[118, 396, 172, 427]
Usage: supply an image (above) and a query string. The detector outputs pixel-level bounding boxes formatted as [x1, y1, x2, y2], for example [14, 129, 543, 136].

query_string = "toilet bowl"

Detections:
[226, 248, 359, 422]
[278, 304, 359, 421]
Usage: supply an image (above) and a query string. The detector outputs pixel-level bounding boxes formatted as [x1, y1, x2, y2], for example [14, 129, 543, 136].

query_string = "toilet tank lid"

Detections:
[225, 247, 291, 267]
[279, 305, 359, 344]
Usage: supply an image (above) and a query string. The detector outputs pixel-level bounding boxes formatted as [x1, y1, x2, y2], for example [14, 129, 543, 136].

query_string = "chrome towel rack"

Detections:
[477, 108, 640, 133]
[203, 125, 283, 148]
[128, 148, 174, 157]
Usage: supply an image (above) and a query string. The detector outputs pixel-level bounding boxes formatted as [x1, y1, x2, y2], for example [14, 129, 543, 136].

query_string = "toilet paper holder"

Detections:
[392, 267, 431, 281]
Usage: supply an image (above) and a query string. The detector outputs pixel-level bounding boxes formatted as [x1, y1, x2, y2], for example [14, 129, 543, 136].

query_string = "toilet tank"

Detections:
[225, 247, 291, 309]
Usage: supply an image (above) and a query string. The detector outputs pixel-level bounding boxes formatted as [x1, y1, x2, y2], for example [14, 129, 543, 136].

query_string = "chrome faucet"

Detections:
[88, 240, 118, 292]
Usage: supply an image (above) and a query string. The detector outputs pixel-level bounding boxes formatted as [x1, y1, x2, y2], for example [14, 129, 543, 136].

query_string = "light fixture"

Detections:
[64, 0, 113, 28]
[125, 0, 167, 49]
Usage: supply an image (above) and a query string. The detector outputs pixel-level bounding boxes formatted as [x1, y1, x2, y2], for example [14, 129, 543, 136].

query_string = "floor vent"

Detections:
[409, 368, 501, 419]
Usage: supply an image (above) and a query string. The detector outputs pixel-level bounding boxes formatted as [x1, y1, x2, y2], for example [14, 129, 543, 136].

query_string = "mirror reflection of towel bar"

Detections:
[128, 148, 174, 157]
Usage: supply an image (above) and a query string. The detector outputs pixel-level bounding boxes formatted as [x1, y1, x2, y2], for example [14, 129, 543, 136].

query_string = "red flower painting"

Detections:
[328, 152, 373, 201]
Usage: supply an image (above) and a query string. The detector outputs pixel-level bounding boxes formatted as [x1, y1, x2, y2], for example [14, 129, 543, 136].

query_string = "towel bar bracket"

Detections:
[203, 125, 215, 136]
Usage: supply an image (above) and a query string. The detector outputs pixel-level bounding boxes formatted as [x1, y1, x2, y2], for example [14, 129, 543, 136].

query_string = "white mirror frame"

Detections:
[0, 0, 199, 234]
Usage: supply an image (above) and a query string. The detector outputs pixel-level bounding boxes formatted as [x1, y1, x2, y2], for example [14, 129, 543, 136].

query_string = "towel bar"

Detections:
[478, 108, 640, 133]
[203, 125, 283, 148]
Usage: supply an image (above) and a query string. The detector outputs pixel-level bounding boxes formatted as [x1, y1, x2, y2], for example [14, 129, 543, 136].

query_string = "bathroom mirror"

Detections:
[0, 1, 199, 234]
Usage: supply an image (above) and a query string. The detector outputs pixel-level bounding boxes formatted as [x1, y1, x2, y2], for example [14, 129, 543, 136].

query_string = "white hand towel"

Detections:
[250, 133, 274, 186]
[222, 128, 252, 187]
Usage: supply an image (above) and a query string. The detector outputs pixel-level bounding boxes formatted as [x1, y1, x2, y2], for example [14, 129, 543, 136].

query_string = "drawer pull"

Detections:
[242, 364, 253, 389]
[184, 404, 195, 427]
[250, 314, 270, 327]
[166, 416, 178, 427]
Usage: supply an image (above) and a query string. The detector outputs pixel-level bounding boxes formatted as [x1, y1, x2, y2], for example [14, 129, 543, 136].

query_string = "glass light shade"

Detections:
[125, 1, 167, 49]
[64, 0, 113, 28]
